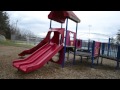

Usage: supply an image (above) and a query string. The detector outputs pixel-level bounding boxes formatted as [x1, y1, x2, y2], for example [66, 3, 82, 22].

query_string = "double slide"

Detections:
[13, 28, 65, 73]
[13, 42, 63, 73]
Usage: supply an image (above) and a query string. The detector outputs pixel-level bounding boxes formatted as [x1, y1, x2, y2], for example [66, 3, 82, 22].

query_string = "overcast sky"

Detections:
[7, 11, 120, 42]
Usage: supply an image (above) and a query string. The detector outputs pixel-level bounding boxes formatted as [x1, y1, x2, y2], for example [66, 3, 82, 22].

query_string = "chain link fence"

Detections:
[11, 34, 43, 46]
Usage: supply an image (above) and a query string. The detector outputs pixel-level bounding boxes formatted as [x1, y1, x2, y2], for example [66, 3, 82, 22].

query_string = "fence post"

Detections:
[107, 38, 111, 56]
[88, 40, 90, 52]
[101, 43, 105, 64]
[116, 45, 120, 69]
[91, 41, 95, 68]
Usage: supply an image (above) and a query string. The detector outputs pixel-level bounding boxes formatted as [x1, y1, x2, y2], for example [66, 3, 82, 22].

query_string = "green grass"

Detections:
[0, 40, 33, 48]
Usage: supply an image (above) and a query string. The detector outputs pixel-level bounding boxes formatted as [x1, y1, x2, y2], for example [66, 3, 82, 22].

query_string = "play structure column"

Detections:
[73, 23, 78, 65]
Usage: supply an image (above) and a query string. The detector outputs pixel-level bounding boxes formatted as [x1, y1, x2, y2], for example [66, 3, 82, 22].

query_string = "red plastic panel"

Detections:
[94, 42, 101, 57]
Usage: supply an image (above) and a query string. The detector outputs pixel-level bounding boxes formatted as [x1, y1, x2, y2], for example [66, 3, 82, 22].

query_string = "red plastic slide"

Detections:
[13, 42, 63, 73]
[13, 28, 65, 73]
[13, 42, 49, 68]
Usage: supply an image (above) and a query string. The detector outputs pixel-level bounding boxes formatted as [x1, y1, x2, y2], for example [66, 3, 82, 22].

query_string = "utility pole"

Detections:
[88, 25, 92, 41]
[16, 20, 18, 29]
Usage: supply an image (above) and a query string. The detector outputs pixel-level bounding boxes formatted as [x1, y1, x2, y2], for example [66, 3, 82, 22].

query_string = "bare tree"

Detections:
[110, 37, 115, 44]
[116, 29, 120, 44]
[20, 29, 36, 38]
[0, 11, 10, 39]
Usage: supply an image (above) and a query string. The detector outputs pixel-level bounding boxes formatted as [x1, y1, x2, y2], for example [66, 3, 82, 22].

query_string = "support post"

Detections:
[62, 18, 68, 68]
[61, 23, 63, 28]
[50, 20, 52, 29]
[73, 23, 78, 65]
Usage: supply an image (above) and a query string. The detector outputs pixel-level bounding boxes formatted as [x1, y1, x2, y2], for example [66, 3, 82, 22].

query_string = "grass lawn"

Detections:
[0, 40, 33, 48]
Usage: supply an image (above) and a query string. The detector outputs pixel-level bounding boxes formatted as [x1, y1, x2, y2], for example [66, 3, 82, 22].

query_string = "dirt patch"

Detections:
[0, 45, 120, 79]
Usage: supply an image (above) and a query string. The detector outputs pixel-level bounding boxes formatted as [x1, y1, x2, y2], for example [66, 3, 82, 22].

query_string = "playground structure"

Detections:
[76, 41, 101, 67]
[12, 11, 120, 73]
[66, 38, 101, 67]
[13, 11, 81, 73]
[74, 39, 120, 68]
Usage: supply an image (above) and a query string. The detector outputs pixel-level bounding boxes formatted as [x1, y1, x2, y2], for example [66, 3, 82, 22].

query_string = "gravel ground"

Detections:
[0, 45, 120, 79]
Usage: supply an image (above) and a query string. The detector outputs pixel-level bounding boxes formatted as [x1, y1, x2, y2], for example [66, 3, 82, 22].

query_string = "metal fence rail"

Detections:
[100, 43, 120, 69]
